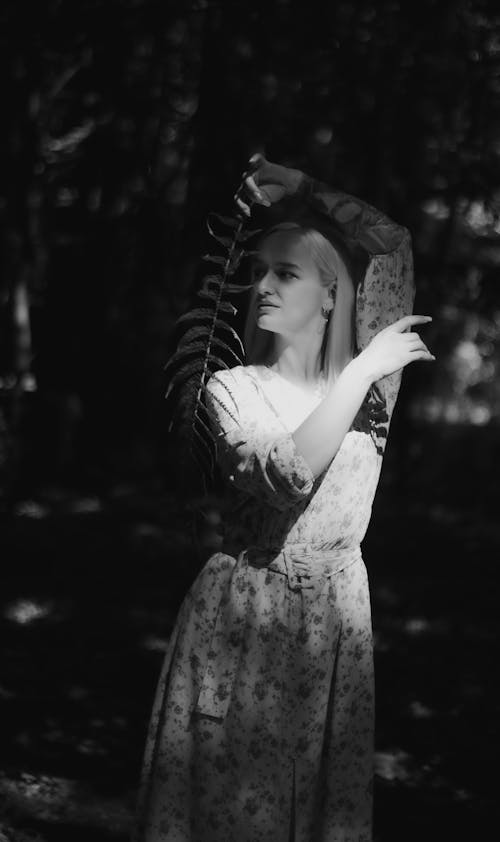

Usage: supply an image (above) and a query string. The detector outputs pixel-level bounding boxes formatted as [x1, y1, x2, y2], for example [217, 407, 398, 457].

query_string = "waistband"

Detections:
[243, 542, 362, 591]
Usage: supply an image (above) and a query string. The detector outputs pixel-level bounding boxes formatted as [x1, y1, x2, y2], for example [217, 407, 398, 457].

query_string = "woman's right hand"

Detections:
[356, 315, 435, 382]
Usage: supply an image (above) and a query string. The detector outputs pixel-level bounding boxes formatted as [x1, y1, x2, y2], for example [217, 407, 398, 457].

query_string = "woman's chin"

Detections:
[256, 316, 279, 334]
[257, 311, 279, 325]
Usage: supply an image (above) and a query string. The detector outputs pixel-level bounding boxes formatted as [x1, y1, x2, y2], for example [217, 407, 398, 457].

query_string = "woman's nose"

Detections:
[256, 270, 274, 293]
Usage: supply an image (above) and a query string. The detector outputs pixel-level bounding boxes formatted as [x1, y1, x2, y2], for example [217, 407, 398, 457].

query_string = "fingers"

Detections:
[393, 314, 433, 332]
[234, 171, 271, 217]
[237, 175, 271, 206]
[234, 194, 251, 217]
[409, 347, 435, 359]
[245, 175, 271, 205]
[406, 331, 421, 343]
[241, 153, 265, 182]
[405, 331, 435, 359]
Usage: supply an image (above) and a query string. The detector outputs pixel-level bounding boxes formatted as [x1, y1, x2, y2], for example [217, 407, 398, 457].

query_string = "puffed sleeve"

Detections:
[356, 228, 415, 421]
[205, 368, 316, 511]
[292, 171, 416, 450]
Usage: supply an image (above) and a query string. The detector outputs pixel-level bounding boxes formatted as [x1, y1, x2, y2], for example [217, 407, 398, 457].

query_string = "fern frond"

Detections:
[201, 378, 239, 427]
[164, 206, 256, 487]
[202, 254, 227, 266]
[173, 318, 245, 355]
[177, 337, 242, 367]
[198, 289, 237, 314]
[165, 355, 231, 397]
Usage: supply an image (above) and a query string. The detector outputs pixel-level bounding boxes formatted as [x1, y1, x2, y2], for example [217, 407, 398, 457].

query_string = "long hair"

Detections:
[244, 222, 356, 383]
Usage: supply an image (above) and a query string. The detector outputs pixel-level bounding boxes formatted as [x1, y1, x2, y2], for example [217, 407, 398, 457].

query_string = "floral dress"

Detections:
[131, 178, 415, 842]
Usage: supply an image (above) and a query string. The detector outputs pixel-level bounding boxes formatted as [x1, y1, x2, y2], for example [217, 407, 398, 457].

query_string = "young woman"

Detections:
[132, 156, 434, 842]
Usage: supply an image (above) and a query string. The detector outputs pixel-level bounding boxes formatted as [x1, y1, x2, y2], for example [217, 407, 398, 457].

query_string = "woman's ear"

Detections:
[326, 283, 337, 310]
[322, 290, 334, 316]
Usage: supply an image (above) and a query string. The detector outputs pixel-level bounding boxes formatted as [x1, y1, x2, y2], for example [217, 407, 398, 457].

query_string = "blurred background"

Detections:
[1, 0, 499, 839]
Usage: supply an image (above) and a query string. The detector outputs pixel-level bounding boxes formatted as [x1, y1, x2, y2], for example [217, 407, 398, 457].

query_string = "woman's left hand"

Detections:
[234, 154, 305, 217]
[234, 155, 271, 217]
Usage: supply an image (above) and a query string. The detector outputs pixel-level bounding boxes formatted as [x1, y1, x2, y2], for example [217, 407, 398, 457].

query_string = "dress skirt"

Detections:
[131, 542, 374, 842]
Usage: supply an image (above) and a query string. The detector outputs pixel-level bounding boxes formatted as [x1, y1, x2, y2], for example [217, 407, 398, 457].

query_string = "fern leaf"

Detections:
[202, 379, 239, 427]
[191, 420, 215, 460]
[165, 354, 231, 392]
[223, 282, 254, 294]
[208, 212, 261, 242]
[208, 212, 240, 229]
[176, 307, 220, 324]
[171, 322, 244, 356]
[177, 338, 242, 367]
[192, 408, 216, 443]
[208, 232, 234, 249]
[198, 289, 238, 314]
[201, 275, 252, 296]
[234, 228, 262, 242]
[202, 254, 227, 266]
[201, 274, 223, 292]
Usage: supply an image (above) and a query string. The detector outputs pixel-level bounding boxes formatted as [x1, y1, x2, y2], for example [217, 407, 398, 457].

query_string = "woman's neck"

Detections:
[267, 335, 324, 386]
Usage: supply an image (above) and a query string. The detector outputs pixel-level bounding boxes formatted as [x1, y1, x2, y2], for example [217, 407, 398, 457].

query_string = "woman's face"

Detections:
[252, 229, 326, 338]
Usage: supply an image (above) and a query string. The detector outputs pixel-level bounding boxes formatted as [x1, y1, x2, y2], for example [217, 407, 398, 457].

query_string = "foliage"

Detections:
[163, 212, 255, 487]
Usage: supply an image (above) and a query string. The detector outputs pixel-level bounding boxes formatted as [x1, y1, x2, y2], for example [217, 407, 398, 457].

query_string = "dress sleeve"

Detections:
[356, 228, 415, 422]
[252, 159, 408, 256]
[299, 175, 415, 450]
[205, 369, 316, 511]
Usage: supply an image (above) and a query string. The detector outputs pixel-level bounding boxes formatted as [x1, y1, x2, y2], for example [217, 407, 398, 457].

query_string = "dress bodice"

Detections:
[205, 365, 383, 554]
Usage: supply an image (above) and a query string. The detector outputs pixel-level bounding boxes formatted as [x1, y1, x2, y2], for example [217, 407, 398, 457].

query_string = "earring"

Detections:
[321, 305, 331, 320]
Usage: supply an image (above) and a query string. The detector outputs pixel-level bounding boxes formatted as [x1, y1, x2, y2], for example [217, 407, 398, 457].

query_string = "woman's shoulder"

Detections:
[206, 365, 259, 402]
[205, 366, 263, 424]
[207, 365, 258, 388]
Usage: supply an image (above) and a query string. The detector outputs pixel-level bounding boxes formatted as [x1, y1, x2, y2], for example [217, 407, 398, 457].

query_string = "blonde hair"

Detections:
[243, 223, 356, 383]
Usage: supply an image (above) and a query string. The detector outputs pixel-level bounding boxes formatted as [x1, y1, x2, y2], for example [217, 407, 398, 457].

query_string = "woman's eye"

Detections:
[277, 270, 295, 281]
[251, 267, 266, 282]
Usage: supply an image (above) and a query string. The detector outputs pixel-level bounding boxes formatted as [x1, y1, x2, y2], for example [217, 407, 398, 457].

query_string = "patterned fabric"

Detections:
[131, 175, 415, 842]
[132, 542, 373, 842]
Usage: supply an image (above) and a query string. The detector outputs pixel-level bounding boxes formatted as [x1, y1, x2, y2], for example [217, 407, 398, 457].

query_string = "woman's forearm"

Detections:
[292, 357, 374, 477]
[301, 175, 407, 256]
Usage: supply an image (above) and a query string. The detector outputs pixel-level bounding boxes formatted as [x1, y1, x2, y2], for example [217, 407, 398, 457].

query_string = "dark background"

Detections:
[1, 0, 499, 839]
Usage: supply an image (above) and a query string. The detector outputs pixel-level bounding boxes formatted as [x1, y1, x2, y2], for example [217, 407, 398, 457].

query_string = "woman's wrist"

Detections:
[346, 353, 376, 389]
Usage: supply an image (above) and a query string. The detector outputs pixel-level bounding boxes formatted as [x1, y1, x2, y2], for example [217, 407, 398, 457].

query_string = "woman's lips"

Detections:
[257, 302, 278, 309]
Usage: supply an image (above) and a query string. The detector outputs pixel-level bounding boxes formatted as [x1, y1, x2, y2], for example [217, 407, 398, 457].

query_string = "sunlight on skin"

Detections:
[252, 230, 330, 382]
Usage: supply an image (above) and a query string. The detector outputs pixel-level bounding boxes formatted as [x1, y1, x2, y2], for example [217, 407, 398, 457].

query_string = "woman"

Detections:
[132, 156, 434, 842]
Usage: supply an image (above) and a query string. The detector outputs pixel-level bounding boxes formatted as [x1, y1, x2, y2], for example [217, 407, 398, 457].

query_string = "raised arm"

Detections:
[291, 315, 433, 476]
[236, 154, 407, 256]
[236, 155, 420, 455]
[355, 229, 415, 428]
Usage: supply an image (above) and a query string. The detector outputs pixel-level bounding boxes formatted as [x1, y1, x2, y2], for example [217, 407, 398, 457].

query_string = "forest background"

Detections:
[1, 0, 499, 840]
